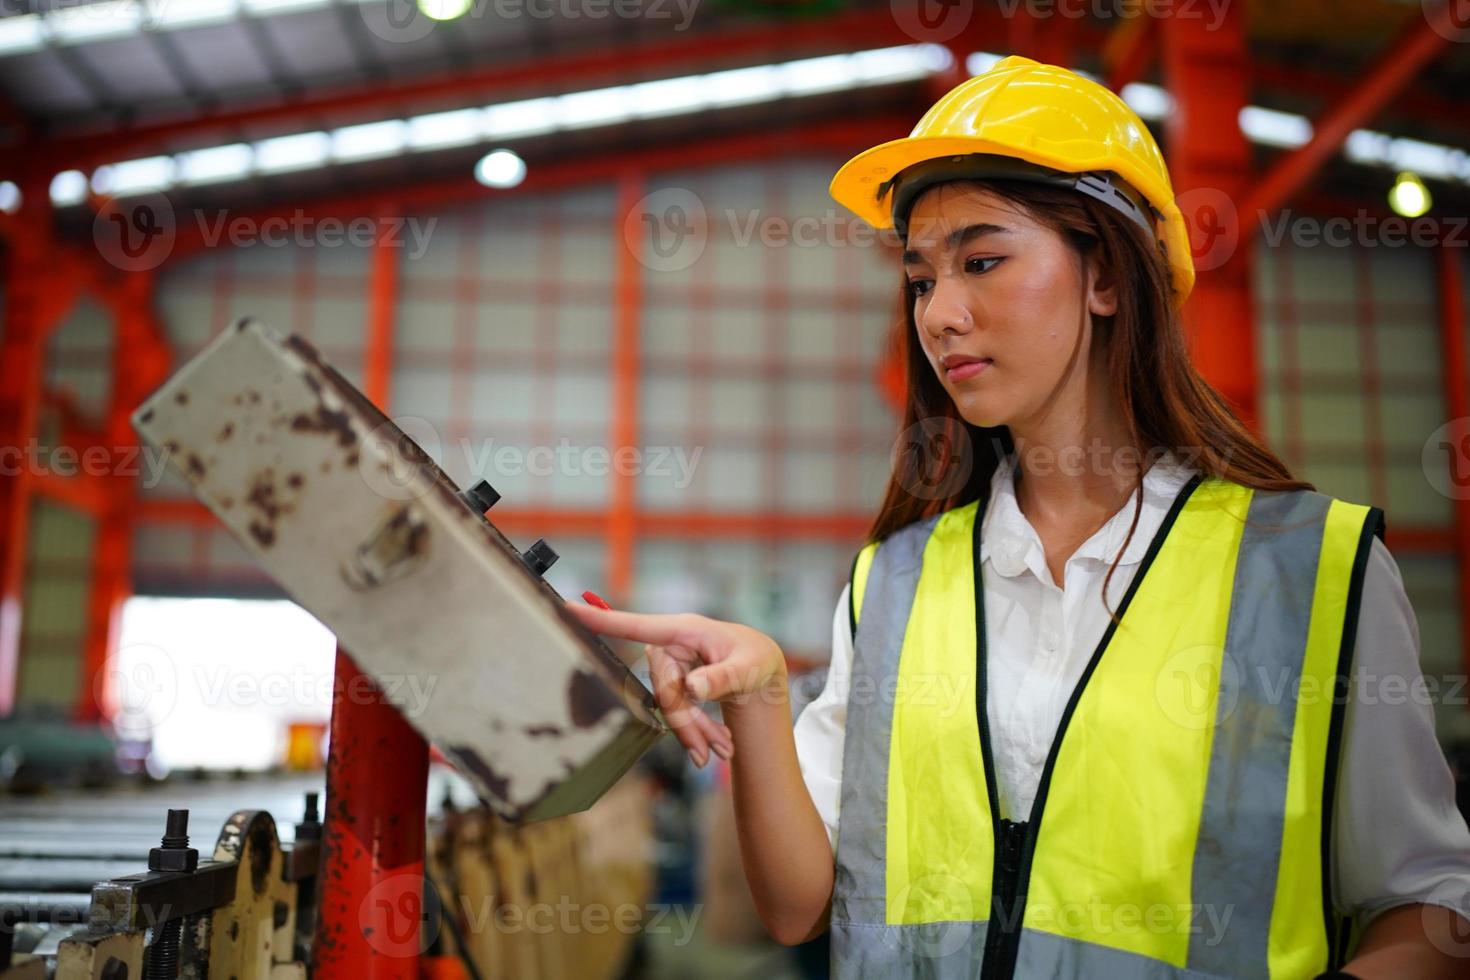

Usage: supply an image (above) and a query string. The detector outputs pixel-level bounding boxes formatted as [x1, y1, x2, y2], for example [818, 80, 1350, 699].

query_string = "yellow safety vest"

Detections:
[833, 475, 1384, 980]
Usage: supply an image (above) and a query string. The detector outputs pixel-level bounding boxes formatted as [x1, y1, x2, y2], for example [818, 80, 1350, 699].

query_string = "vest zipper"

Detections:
[974, 475, 1204, 980]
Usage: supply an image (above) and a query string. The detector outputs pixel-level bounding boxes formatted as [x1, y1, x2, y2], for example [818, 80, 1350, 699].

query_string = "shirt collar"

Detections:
[979, 450, 1200, 580]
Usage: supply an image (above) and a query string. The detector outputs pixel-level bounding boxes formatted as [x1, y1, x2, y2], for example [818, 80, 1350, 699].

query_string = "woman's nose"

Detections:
[919, 277, 974, 337]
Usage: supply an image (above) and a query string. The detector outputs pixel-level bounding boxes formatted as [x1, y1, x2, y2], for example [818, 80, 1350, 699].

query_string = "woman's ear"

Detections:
[1085, 252, 1119, 318]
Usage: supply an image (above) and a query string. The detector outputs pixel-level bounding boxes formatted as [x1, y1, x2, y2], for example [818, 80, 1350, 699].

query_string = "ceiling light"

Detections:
[50, 170, 89, 207]
[92, 155, 176, 196]
[418, 0, 474, 19]
[332, 120, 409, 162]
[178, 144, 254, 185]
[254, 132, 332, 174]
[1239, 106, 1313, 149]
[145, 0, 241, 29]
[475, 149, 526, 189]
[47, 1, 143, 44]
[1389, 172, 1431, 218]
[407, 108, 484, 149]
[0, 14, 45, 56]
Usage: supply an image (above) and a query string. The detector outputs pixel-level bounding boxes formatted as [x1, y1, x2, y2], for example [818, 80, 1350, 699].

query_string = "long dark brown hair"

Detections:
[867, 178, 1312, 620]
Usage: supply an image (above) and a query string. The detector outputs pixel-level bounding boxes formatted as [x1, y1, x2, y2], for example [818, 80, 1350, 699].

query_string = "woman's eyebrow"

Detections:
[902, 222, 1011, 264]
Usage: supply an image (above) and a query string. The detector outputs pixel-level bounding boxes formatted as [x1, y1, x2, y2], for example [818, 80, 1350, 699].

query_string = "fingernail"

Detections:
[712, 742, 732, 761]
[687, 675, 708, 700]
[581, 590, 612, 610]
[687, 747, 702, 767]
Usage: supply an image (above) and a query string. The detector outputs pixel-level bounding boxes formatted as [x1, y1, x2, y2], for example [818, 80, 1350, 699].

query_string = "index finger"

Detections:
[564, 601, 693, 647]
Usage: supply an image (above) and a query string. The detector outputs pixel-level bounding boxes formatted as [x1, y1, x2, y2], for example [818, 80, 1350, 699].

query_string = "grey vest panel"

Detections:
[1184, 490, 1330, 977]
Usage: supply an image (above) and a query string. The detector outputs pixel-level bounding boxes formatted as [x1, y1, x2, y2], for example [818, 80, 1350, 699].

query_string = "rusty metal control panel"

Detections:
[130, 318, 665, 822]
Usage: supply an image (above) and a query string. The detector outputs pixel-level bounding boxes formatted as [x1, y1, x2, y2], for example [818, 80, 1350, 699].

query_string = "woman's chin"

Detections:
[951, 394, 1009, 431]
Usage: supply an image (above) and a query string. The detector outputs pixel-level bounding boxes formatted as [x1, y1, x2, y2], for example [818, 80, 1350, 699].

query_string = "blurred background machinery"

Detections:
[1, 1, 1469, 978]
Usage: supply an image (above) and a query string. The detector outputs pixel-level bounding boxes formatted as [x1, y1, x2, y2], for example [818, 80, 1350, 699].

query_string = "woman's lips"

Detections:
[945, 358, 992, 381]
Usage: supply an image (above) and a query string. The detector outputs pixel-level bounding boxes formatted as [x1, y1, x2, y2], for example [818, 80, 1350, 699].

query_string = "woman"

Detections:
[566, 57, 1470, 978]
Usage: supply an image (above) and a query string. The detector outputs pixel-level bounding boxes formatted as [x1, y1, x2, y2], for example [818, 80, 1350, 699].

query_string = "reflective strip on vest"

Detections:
[833, 479, 1381, 980]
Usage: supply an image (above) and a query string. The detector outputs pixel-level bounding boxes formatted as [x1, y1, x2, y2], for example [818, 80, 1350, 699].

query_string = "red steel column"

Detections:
[1161, 2, 1258, 427]
[314, 648, 430, 979]
[313, 211, 429, 977]
[609, 172, 644, 603]
[1436, 246, 1470, 690]
[76, 272, 172, 721]
[0, 175, 78, 714]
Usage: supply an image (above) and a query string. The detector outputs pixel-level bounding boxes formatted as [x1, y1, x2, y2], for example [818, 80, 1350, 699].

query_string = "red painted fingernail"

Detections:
[581, 590, 612, 610]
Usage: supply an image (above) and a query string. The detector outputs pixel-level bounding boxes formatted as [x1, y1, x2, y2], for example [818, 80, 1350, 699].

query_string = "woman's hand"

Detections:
[564, 602, 788, 768]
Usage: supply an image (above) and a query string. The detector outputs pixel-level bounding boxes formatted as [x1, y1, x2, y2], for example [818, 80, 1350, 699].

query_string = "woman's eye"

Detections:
[906, 279, 933, 298]
[966, 256, 1003, 274]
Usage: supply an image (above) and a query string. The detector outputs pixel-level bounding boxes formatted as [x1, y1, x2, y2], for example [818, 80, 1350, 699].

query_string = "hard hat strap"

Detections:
[884, 154, 1160, 241]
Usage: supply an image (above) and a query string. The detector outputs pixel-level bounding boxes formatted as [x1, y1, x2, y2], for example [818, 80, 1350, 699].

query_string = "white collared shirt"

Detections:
[793, 452, 1470, 923]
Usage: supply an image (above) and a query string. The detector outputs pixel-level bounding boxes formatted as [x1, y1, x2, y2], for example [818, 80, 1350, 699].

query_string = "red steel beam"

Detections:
[364, 211, 401, 407]
[1436, 245, 1470, 691]
[169, 116, 916, 261]
[1103, 16, 1157, 94]
[25, 8, 940, 175]
[1161, 1, 1259, 427]
[134, 498, 875, 540]
[608, 173, 644, 604]
[1242, 3, 1461, 221]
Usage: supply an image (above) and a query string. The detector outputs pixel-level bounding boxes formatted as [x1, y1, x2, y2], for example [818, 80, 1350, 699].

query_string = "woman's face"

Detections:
[902, 182, 1116, 431]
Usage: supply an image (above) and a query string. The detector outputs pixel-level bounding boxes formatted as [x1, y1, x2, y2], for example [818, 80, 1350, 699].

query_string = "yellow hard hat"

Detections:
[830, 55, 1196, 306]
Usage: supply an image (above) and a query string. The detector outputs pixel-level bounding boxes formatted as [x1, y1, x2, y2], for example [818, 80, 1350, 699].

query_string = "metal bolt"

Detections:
[144, 809, 197, 980]
[295, 791, 322, 841]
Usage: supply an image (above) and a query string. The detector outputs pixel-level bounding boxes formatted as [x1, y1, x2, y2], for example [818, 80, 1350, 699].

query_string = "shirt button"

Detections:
[1040, 628, 1059, 654]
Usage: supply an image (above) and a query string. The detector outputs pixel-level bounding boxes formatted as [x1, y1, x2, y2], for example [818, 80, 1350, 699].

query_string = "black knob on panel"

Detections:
[521, 539, 559, 576]
[459, 479, 501, 513]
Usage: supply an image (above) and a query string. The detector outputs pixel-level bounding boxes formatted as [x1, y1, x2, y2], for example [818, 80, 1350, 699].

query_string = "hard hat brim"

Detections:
[830, 135, 1197, 307]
